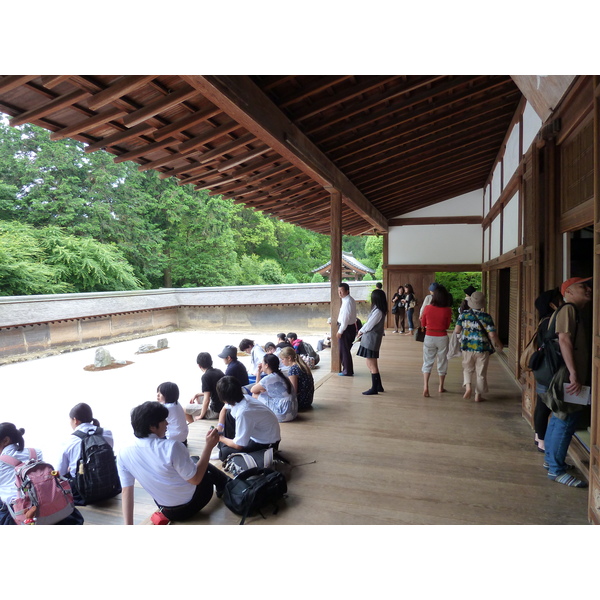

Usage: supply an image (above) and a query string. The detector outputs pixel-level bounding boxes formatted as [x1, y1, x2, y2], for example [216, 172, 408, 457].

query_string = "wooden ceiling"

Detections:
[0, 75, 522, 236]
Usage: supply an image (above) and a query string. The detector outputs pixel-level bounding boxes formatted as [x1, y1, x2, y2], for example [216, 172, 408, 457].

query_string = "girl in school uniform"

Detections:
[157, 382, 189, 445]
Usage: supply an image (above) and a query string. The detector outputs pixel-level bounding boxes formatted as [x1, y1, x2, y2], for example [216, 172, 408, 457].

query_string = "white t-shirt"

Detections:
[165, 402, 188, 443]
[0, 445, 43, 504]
[230, 396, 281, 447]
[250, 345, 266, 375]
[56, 422, 114, 478]
[257, 373, 298, 423]
[117, 434, 197, 507]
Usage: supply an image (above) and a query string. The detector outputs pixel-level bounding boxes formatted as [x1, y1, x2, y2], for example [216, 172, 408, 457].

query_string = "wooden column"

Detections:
[329, 188, 342, 373]
[589, 76, 600, 524]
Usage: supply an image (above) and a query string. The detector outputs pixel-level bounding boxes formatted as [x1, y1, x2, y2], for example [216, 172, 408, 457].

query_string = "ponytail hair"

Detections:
[279, 346, 311, 377]
[157, 381, 179, 405]
[263, 353, 293, 394]
[69, 403, 100, 427]
[0, 422, 26, 452]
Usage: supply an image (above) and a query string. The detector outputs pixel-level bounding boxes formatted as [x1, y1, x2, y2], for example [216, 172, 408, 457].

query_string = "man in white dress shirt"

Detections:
[337, 282, 358, 376]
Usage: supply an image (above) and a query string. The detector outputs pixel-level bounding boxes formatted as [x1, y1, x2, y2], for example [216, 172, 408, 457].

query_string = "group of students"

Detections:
[0, 332, 319, 525]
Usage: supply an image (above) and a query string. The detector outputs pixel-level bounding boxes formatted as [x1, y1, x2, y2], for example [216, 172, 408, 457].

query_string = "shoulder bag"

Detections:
[469, 310, 496, 354]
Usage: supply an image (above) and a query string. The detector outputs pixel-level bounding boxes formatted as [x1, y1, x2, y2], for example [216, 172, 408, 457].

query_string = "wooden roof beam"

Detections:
[113, 136, 179, 163]
[181, 75, 388, 233]
[84, 122, 155, 153]
[0, 76, 38, 94]
[50, 106, 127, 140]
[152, 106, 222, 141]
[122, 87, 200, 128]
[10, 89, 89, 127]
[178, 121, 240, 155]
[87, 76, 156, 111]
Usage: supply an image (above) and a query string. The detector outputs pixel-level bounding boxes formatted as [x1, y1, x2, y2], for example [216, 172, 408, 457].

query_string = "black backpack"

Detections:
[222, 467, 287, 525]
[72, 427, 122, 505]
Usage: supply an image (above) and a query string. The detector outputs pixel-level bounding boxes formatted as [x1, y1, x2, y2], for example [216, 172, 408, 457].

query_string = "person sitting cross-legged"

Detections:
[215, 376, 281, 462]
[117, 401, 229, 524]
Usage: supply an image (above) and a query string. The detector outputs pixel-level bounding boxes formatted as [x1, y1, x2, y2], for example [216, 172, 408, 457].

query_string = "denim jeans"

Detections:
[544, 412, 580, 476]
[406, 308, 414, 331]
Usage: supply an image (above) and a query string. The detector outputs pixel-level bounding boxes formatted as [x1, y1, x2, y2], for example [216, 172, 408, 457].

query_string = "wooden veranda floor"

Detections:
[79, 330, 590, 525]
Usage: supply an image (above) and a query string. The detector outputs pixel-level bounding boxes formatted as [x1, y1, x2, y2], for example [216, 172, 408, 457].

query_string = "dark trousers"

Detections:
[339, 323, 357, 375]
[218, 410, 280, 461]
[394, 308, 406, 332]
[158, 464, 229, 521]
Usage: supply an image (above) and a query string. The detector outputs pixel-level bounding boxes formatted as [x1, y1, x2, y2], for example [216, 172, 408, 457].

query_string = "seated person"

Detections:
[156, 382, 188, 445]
[55, 402, 116, 505]
[276, 333, 293, 351]
[1, 422, 84, 525]
[186, 352, 225, 423]
[216, 376, 281, 461]
[287, 332, 307, 355]
[251, 354, 298, 423]
[239, 338, 266, 380]
[317, 318, 332, 351]
[117, 401, 228, 524]
[264, 342, 277, 354]
[279, 347, 314, 410]
[218, 345, 249, 386]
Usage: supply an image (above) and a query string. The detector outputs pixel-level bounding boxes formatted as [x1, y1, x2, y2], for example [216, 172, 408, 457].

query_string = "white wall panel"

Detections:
[504, 123, 520, 184]
[491, 162, 502, 206]
[388, 224, 482, 265]
[490, 215, 501, 259]
[523, 101, 542, 154]
[395, 189, 483, 218]
[502, 192, 520, 252]
[483, 227, 490, 262]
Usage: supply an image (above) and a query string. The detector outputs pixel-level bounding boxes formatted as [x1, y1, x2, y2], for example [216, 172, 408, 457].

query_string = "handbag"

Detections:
[447, 332, 462, 358]
[414, 327, 426, 342]
[469, 310, 495, 354]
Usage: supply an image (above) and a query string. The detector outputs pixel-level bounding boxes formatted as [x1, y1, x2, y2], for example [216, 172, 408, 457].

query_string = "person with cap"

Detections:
[420, 282, 439, 319]
[459, 285, 477, 314]
[217, 345, 249, 386]
[542, 276, 592, 488]
[453, 291, 503, 402]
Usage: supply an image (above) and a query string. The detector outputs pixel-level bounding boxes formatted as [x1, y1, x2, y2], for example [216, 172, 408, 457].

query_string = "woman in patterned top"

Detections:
[278, 346, 314, 410]
[453, 291, 503, 402]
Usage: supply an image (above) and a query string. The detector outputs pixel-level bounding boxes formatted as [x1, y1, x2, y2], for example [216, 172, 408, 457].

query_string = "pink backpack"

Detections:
[0, 449, 74, 525]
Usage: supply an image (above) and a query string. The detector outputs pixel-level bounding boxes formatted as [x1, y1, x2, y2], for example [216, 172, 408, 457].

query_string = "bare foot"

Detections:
[423, 389, 430, 397]
[474, 395, 485, 402]
[439, 387, 447, 393]
[463, 387, 472, 400]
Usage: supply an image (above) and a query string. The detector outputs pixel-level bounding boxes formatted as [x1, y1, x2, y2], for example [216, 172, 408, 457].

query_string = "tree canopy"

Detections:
[0, 117, 380, 295]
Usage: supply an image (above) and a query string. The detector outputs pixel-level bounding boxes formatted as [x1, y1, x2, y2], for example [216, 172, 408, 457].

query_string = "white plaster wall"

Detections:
[504, 123, 521, 184]
[490, 215, 502, 259]
[388, 223, 482, 264]
[484, 183, 491, 217]
[483, 227, 490, 262]
[502, 191, 520, 252]
[491, 162, 502, 205]
[395, 189, 483, 218]
[523, 101, 543, 154]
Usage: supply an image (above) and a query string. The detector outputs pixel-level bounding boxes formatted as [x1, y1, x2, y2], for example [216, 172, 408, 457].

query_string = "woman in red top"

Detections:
[420, 285, 453, 397]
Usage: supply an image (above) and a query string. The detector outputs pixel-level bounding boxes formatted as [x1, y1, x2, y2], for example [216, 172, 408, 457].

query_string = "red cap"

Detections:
[560, 277, 592, 297]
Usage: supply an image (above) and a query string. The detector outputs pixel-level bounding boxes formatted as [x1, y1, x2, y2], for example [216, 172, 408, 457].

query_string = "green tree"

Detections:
[311, 272, 325, 283]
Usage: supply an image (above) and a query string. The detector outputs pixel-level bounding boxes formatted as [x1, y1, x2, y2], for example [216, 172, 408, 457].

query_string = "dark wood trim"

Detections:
[329, 188, 342, 374]
[482, 245, 524, 270]
[181, 75, 389, 233]
[389, 216, 482, 226]
[559, 198, 594, 232]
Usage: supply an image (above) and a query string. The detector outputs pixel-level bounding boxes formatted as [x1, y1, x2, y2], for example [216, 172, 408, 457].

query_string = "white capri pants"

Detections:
[421, 335, 449, 375]
[461, 350, 490, 394]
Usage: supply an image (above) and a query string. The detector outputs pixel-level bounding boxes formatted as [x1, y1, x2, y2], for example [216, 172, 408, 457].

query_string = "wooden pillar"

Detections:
[589, 76, 600, 523]
[329, 187, 342, 373]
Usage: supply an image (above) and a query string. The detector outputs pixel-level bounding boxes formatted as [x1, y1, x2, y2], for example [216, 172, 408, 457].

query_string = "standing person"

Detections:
[356, 288, 388, 395]
[543, 277, 592, 488]
[239, 338, 266, 381]
[404, 283, 417, 335]
[530, 288, 563, 451]
[186, 352, 225, 423]
[251, 354, 297, 422]
[460, 285, 477, 315]
[375, 282, 387, 305]
[453, 291, 503, 402]
[421, 285, 453, 397]
[218, 345, 249, 386]
[117, 402, 227, 524]
[391, 285, 406, 333]
[337, 282, 358, 376]
[279, 346, 315, 410]
[420, 282, 439, 319]
[0, 422, 84, 525]
[55, 403, 118, 505]
[156, 382, 188, 445]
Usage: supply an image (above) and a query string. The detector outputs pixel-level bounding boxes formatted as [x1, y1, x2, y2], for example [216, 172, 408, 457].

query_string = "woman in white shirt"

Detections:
[0, 422, 84, 525]
[356, 288, 388, 396]
[56, 403, 117, 505]
[157, 381, 189, 445]
[251, 354, 298, 422]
